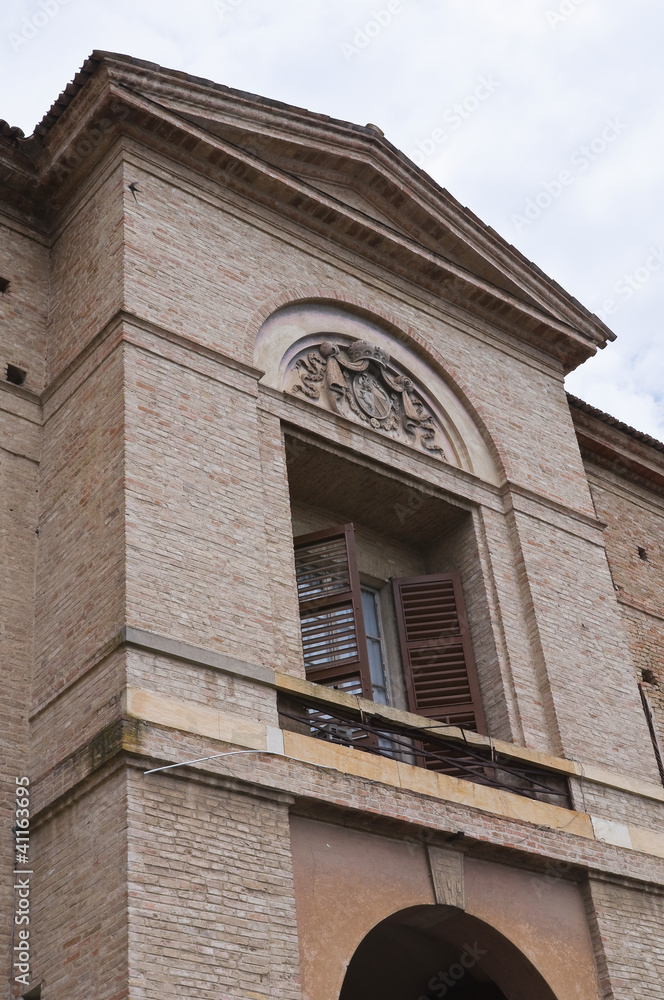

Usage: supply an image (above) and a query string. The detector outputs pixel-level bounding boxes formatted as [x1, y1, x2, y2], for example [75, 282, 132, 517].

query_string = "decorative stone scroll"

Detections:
[286, 338, 451, 459]
[427, 846, 465, 909]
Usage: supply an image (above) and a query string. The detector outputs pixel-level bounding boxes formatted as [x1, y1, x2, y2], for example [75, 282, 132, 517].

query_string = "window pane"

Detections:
[367, 637, 385, 687]
[372, 685, 388, 706]
[361, 589, 388, 701]
[361, 588, 380, 638]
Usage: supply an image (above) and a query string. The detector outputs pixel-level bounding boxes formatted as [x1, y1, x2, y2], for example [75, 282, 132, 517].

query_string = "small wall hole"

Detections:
[637, 546, 648, 561]
[6, 364, 26, 386]
[0, 277, 9, 294]
[642, 668, 658, 685]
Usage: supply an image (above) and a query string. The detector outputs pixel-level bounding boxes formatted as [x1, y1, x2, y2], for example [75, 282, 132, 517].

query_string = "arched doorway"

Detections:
[339, 905, 559, 1000]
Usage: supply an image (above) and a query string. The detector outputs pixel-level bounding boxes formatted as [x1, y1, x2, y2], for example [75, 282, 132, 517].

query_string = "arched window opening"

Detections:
[339, 906, 559, 1000]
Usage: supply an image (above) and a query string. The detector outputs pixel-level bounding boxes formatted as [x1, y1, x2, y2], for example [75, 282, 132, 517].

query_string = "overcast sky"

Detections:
[2, 0, 662, 440]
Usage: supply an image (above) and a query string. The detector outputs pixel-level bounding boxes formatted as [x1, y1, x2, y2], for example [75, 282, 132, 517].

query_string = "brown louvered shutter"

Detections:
[393, 573, 486, 735]
[293, 524, 373, 700]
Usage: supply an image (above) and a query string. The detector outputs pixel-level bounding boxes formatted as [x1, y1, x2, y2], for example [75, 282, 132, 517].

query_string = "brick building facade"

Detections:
[1, 51, 663, 1000]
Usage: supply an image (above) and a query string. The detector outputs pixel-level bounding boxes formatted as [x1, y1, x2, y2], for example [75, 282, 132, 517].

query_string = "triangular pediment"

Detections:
[9, 51, 615, 371]
[175, 110, 421, 234]
[152, 102, 551, 312]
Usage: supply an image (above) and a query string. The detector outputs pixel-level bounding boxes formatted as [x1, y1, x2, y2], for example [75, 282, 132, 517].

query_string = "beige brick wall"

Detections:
[31, 767, 128, 999]
[0, 224, 49, 393]
[569, 778, 664, 838]
[136, 718, 664, 887]
[127, 768, 301, 1000]
[34, 346, 125, 709]
[30, 649, 126, 789]
[117, 154, 644, 757]
[0, 213, 46, 993]
[585, 876, 664, 999]
[479, 504, 560, 752]
[585, 462, 664, 755]
[0, 403, 39, 992]
[124, 340, 284, 668]
[585, 467, 664, 610]
[256, 413, 306, 673]
[46, 163, 124, 384]
[623, 603, 664, 745]
[126, 647, 278, 725]
[511, 510, 658, 780]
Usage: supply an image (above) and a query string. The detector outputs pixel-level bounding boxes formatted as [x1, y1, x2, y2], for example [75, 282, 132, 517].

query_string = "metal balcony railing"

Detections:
[278, 693, 571, 808]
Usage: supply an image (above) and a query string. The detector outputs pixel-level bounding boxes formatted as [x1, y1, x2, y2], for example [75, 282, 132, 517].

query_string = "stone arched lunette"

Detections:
[253, 297, 505, 486]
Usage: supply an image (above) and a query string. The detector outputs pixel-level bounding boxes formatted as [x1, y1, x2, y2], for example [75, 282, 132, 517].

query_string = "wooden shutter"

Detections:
[393, 573, 486, 734]
[293, 524, 373, 700]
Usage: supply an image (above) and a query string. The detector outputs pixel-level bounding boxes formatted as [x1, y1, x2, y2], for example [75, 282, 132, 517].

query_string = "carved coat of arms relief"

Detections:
[286, 338, 451, 460]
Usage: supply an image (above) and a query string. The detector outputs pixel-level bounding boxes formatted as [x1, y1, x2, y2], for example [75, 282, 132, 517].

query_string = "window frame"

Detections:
[360, 584, 390, 705]
[292, 521, 486, 742]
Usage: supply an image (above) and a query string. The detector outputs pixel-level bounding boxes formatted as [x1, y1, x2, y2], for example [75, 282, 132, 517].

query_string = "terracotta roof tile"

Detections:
[568, 393, 664, 452]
